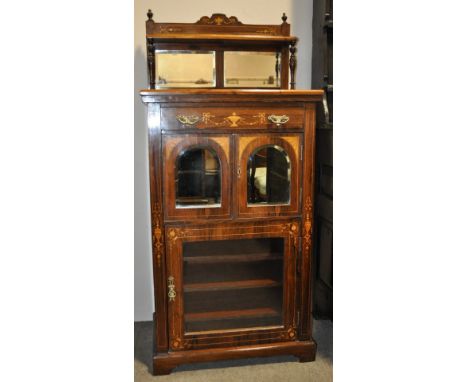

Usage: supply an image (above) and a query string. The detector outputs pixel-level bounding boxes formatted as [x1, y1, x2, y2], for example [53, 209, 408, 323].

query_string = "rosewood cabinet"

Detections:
[141, 90, 323, 374]
[139, 11, 324, 375]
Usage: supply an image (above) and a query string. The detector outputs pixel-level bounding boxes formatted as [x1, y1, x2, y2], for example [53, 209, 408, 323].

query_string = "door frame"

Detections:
[236, 133, 303, 218]
[164, 220, 301, 351]
[162, 134, 232, 221]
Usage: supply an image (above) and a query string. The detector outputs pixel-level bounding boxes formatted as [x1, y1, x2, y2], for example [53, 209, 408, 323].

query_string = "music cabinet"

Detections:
[139, 10, 324, 375]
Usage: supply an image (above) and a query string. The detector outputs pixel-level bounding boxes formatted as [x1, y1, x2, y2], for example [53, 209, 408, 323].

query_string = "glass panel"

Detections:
[155, 50, 216, 88]
[183, 238, 284, 333]
[224, 51, 281, 88]
[247, 145, 291, 205]
[175, 148, 221, 208]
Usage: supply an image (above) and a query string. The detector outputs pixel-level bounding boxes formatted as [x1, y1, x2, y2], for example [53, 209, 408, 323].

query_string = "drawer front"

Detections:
[161, 106, 304, 130]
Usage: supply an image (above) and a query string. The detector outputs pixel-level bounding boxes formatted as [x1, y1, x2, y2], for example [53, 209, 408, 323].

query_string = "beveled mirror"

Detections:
[175, 147, 221, 208]
[247, 145, 291, 205]
[224, 51, 281, 88]
[155, 50, 216, 88]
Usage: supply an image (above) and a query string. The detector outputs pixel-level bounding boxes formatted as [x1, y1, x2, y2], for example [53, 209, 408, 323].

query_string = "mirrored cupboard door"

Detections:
[236, 134, 302, 217]
[165, 221, 299, 351]
[162, 135, 231, 220]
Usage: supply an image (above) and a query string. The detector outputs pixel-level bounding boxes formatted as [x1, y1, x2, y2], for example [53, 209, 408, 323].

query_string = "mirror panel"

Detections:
[224, 51, 281, 88]
[176, 148, 221, 208]
[155, 50, 216, 88]
[247, 145, 290, 205]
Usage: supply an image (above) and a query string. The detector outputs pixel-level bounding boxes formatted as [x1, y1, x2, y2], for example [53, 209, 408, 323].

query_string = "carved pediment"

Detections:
[196, 14, 243, 26]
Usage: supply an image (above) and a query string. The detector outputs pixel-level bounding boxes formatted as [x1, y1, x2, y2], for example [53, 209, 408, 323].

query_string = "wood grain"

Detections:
[161, 106, 304, 130]
[148, 33, 297, 42]
[153, 341, 316, 375]
[146, 12, 291, 37]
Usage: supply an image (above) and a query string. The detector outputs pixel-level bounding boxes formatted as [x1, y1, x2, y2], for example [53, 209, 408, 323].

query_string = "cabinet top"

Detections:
[140, 89, 324, 103]
[144, 11, 302, 90]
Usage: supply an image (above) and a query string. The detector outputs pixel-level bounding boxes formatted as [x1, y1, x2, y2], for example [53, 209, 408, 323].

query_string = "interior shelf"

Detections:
[185, 307, 281, 322]
[184, 278, 282, 293]
[183, 252, 282, 264]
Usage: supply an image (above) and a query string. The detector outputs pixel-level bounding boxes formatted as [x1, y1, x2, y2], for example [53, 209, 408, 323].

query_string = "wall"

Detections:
[134, 0, 313, 321]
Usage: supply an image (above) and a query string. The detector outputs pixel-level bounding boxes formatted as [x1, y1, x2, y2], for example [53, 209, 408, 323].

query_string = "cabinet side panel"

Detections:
[299, 104, 316, 340]
[148, 102, 169, 351]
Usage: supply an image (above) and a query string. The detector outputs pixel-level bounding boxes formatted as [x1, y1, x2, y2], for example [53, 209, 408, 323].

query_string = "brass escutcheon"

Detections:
[167, 276, 176, 302]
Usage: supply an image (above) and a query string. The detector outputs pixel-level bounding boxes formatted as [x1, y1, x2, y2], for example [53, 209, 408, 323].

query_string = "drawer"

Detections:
[161, 106, 304, 130]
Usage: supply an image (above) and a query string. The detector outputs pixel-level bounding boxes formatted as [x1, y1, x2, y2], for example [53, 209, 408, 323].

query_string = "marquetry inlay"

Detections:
[281, 135, 300, 159]
[159, 26, 182, 33]
[152, 204, 164, 268]
[201, 112, 266, 128]
[303, 196, 313, 252]
[195, 14, 243, 26]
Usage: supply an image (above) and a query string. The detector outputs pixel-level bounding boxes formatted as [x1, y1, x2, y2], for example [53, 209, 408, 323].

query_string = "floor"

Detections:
[134, 319, 332, 382]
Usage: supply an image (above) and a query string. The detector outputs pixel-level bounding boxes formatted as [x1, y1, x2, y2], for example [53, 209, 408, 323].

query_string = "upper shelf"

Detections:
[147, 33, 297, 43]
[144, 11, 301, 90]
[146, 11, 292, 38]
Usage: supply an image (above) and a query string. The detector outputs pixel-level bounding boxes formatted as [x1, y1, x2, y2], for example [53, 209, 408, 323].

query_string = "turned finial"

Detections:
[281, 13, 287, 23]
[147, 9, 153, 20]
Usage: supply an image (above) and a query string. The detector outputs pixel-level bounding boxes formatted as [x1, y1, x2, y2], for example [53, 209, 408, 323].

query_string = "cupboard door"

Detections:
[237, 134, 302, 217]
[162, 134, 231, 221]
[165, 221, 300, 351]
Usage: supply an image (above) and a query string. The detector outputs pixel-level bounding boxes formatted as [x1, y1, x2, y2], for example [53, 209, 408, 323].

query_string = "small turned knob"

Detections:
[281, 13, 288, 23]
[147, 9, 153, 20]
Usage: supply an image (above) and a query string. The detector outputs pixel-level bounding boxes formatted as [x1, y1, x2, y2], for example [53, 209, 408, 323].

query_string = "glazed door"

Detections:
[236, 134, 302, 217]
[162, 134, 231, 221]
[165, 221, 300, 351]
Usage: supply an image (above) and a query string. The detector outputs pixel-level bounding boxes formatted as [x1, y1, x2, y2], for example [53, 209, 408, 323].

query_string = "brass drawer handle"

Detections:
[167, 276, 176, 302]
[176, 115, 200, 125]
[268, 114, 290, 127]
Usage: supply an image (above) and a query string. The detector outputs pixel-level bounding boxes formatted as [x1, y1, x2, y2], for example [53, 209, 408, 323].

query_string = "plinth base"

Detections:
[153, 340, 317, 375]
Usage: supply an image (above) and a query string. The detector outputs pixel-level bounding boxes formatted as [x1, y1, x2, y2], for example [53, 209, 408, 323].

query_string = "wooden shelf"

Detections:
[184, 253, 282, 264]
[147, 33, 297, 42]
[177, 170, 220, 175]
[184, 278, 282, 293]
[185, 307, 281, 322]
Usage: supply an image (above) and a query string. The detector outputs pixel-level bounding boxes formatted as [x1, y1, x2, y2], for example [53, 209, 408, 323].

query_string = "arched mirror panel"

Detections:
[175, 147, 221, 208]
[247, 145, 291, 205]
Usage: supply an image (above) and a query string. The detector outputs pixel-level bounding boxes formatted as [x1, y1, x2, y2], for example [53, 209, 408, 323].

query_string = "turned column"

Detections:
[289, 39, 297, 89]
[146, 9, 156, 89]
